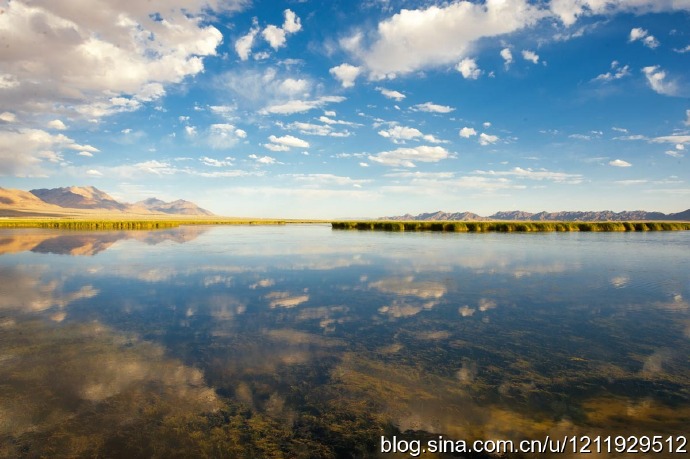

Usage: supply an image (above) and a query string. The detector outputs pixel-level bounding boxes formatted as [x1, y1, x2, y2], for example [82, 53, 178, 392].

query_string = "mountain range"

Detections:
[381, 209, 690, 222]
[0, 186, 213, 217]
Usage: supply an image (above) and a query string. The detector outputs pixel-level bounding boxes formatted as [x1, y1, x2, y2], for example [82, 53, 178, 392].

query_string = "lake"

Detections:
[0, 225, 688, 458]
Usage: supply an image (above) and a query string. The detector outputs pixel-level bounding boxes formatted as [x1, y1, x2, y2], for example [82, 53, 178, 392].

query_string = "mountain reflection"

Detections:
[0, 226, 208, 256]
[0, 226, 688, 457]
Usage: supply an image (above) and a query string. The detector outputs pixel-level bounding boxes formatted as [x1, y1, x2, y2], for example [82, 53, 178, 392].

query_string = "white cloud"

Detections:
[459, 127, 477, 138]
[550, 0, 690, 27]
[264, 143, 290, 152]
[268, 134, 310, 149]
[208, 124, 246, 149]
[292, 174, 370, 187]
[0, 1, 240, 122]
[283, 9, 302, 34]
[629, 27, 659, 48]
[378, 88, 406, 101]
[249, 154, 278, 165]
[685, 109, 690, 126]
[474, 167, 583, 183]
[665, 150, 684, 158]
[368, 145, 450, 168]
[47, 119, 67, 130]
[609, 159, 632, 167]
[201, 156, 234, 167]
[262, 10, 302, 51]
[642, 66, 679, 96]
[593, 60, 630, 82]
[522, 49, 540, 64]
[0, 112, 16, 123]
[500, 48, 513, 67]
[456, 57, 482, 79]
[235, 27, 259, 61]
[479, 133, 499, 146]
[330, 63, 362, 88]
[346, 0, 545, 77]
[675, 44, 690, 53]
[78, 151, 93, 157]
[378, 125, 443, 144]
[279, 78, 310, 95]
[185, 126, 198, 137]
[262, 25, 286, 50]
[0, 128, 100, 176]
[652, 135, 690, 144]
[262, 96, 346, 115]
[412, 102, 455, 113]
[86, 169, 102, 177]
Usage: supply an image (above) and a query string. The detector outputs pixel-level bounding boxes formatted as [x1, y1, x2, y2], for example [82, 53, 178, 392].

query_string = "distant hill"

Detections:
[31, 186, 129, 211]
[381, 209, 690, 222]
[135, 197, 213, 216]
[0, 185, 213, 217]
[0, 187, 68, 213]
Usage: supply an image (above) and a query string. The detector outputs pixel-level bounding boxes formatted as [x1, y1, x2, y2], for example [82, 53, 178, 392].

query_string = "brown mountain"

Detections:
[0, 187, 69, 216]
[0, 186, 213, 217]
[382, 211, 488, 221]
[30, 186, 128, 211]
[382, 209, 690, 222]
[135, 197, 213, 216]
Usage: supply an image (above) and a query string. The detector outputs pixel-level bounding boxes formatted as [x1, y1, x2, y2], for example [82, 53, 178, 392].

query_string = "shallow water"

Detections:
[0, 225, 688, 458]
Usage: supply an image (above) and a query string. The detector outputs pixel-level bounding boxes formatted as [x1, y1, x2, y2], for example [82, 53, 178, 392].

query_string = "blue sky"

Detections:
[0, 0, 689, 218]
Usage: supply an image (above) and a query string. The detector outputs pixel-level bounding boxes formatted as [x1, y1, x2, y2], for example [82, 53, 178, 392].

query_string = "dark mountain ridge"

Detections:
[382, 209, 690, 221]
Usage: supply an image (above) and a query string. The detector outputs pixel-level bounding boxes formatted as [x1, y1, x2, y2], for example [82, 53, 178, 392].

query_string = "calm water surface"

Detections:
[0, 225, 689, 458]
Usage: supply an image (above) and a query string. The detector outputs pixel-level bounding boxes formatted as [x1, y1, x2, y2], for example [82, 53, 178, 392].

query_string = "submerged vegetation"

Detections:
[331, 220, 690, 232]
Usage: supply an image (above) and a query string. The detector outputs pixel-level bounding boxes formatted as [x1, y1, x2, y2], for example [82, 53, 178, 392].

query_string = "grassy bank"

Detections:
[331, 221, 690, 232]
[0, 218, 290, 230]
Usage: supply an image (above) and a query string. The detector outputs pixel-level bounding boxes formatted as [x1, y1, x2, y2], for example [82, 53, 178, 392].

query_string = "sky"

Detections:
[0, 0, 689, 218]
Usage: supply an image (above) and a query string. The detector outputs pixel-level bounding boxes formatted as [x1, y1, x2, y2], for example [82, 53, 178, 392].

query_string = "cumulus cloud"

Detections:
[261, 96, 346, 115]
[412, 102, 455, 113]
[282, 9, 302, 34]
[522, 49, 540, 64]
[0, 1, 243, 122]
[248, 154, 278, 165]
[47, 120, 67, 130]
[207, 124, 247, 150]
[368, 145, 450, 167]
[262, 25, 287, 50]
[629, 27, 659, 48]
[268, 134, 310, 149]
[456, 57, 482, 79]
[345, 0, 545, 78]
[550, 0, 690, 27]
[479, 133, 499, 146]
[0, 129, 100, 176]
[330, 63, 362, 88]
[378, 87, 406, 101]
[378, 125, 443, 144]
[200, 156, 234, 168]
[459, 127, 477, 138]
[593, 60, 630, 82]
[642, 66, 679, 96]
[500, 48, 513, 67]
[609, 159, 632, 167]
[0, 112, 17, 123]
[262, 9, 302, 50]
[235, 27, 260, 61]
